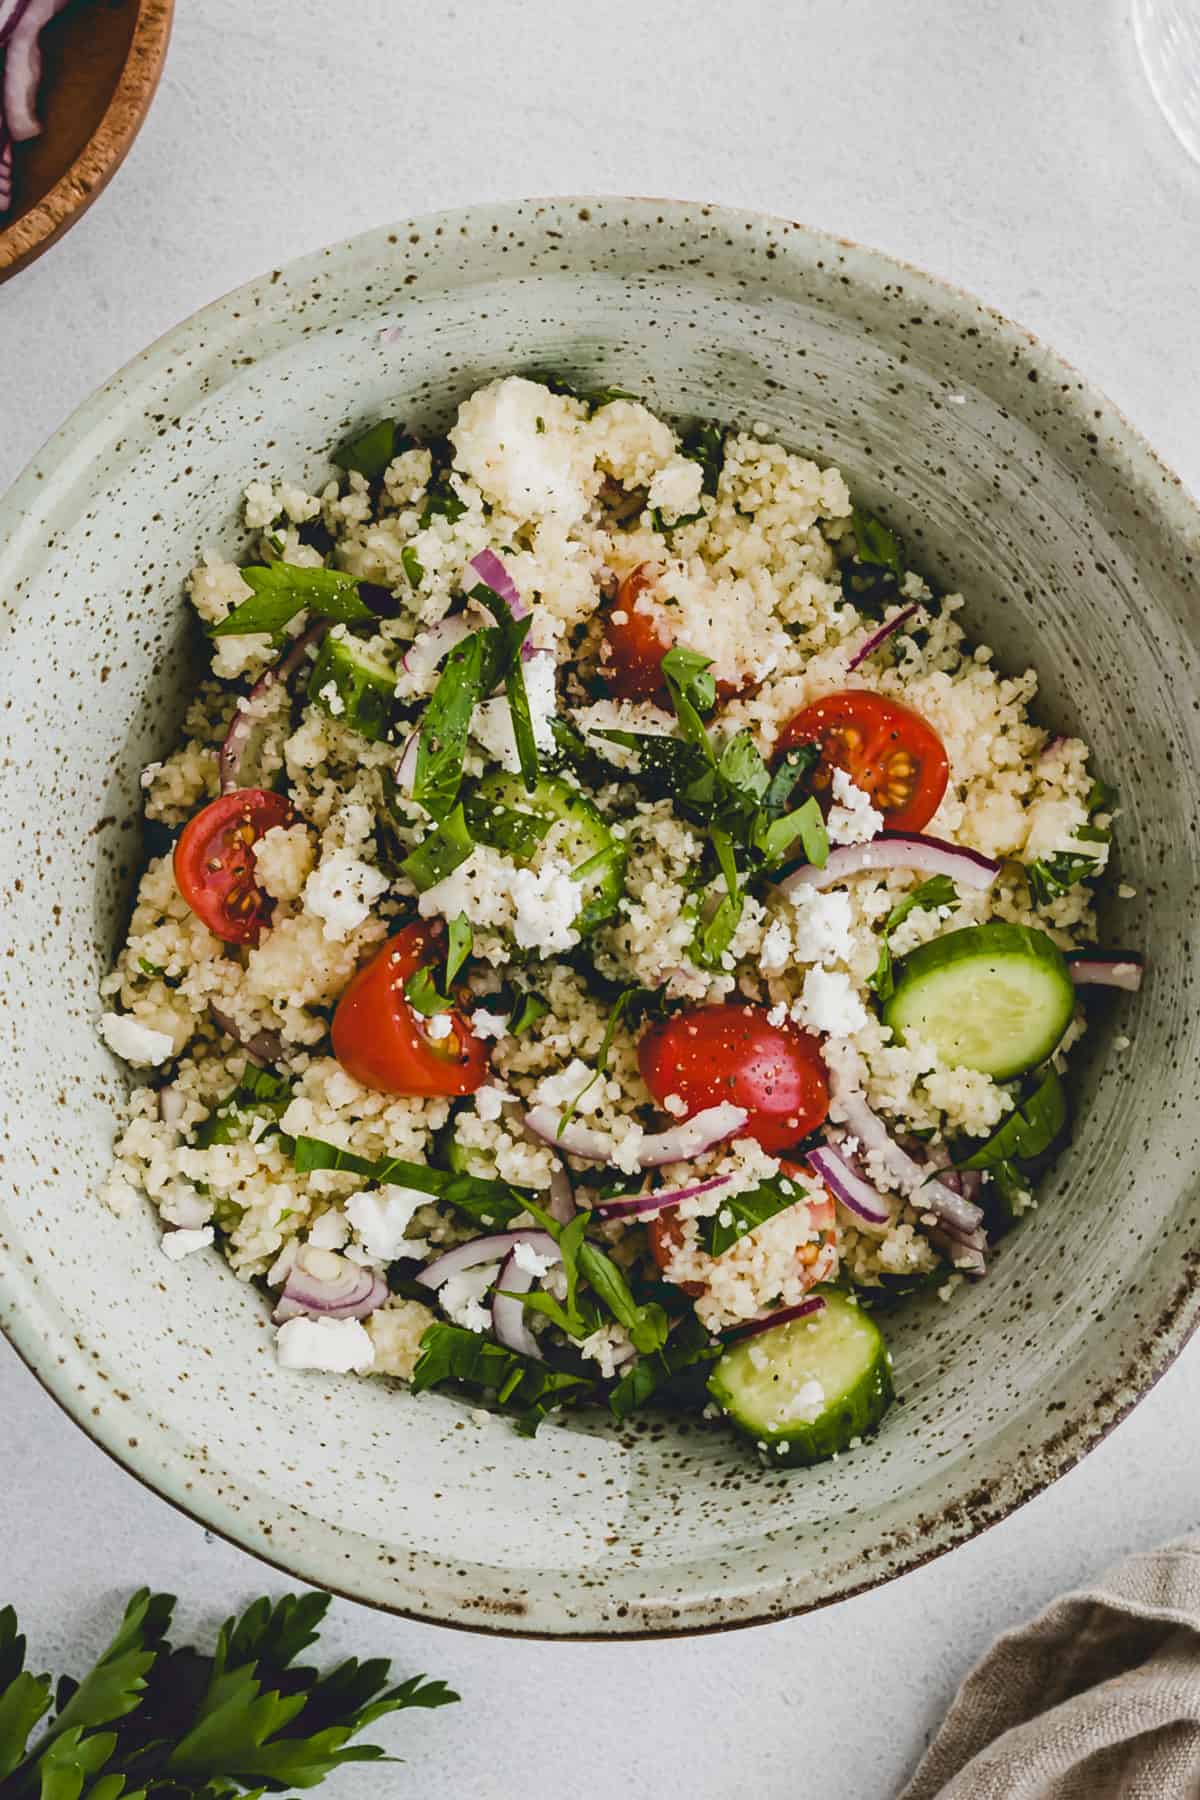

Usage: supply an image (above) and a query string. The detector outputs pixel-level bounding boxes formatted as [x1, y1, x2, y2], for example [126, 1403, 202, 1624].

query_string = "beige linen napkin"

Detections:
[900, 1539, 1200, 1799]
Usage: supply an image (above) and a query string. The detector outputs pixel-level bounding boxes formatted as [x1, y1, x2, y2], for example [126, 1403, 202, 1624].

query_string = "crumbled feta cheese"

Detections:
[318, 679, 345, 717]
[469, 1008, 510, 1042]
[759, 916, 793, 976]
[345, 1185, 429, 1262]
[510, 860, 580, 954]
[470, 651, 557, 773]
[306, 1208, 350, 1251]
[450, 376, 594, 523]
[532, 1057, 602, 1113]
[512, 1240, 554, 1278]
[578, 1320, 634, 1378]
[303, 850, 388, 941]
[275, 1316, 375, 1374]
[426, 1012, 454, 1040]
[788, 886, 855, 965]
[662, 1092, 688, 1118]
[795, 967, 870, 1036]
[826, 766, 884, 846]
[160, 1225, 214, 1261]
[440, 1263, 499, 1333]
[99, 1012, 174, 1066]
[475, 1084, 512, 1123]
[647, 454, 704, 523]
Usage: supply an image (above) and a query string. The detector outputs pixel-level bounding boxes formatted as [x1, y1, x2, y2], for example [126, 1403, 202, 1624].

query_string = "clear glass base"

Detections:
[1133, 0, 1200, 163]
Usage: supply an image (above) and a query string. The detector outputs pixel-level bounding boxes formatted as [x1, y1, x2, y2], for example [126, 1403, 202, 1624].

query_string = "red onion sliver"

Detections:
[846, 603, 921, 672]
[273, 1253, 387, 1323]
[523, 1107, 611, 1162]
[592, 1174, 733, 1223]
[0, 0, 35, 47]
[469, 548, 527, 617]
[726, 1295, 826, 1342]
[209, 1004, 284, 1070]
[546, 1163, 576, 1224]
[394, 729, 420, 796]
[492, 1235, 563, 1362]
[777, 831, 999, 896]
[416, 1229, 559, 1291]
[219, 617, 330, 793]
[807, 1144, 892, 1233]
[523, 1102, 749, 1170]
[829, 1064, 984, 1235]
[1067, 953, 1144, 993]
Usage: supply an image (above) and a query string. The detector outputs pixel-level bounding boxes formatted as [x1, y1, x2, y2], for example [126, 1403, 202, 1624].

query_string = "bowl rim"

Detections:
[2, 194, 1199, 1638]
[0, 0, 174, 282]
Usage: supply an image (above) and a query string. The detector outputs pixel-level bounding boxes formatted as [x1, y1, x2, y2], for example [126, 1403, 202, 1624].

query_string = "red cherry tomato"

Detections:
[601, 564, 672, 701]
[638, 1003, 829, 1155]
[776, 689, 949, 833]
[331, 923, 489, 1098]
[173, 788, 294, 946]
[601, 564, 751, 706]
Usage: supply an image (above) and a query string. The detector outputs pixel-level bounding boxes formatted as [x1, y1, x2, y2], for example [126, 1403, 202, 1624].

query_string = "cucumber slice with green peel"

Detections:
[466, 770, 626, 932]
[708, 1292, 894, 1466]
[307, 631, 396, 740]
[882, 922, 1075, 1080]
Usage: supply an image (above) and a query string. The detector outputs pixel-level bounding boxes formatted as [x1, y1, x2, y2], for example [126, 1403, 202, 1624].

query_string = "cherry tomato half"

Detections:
[600, 564, 751, 706]
[638, 1003, 829, 1154]
[331, 923, 489, 1098]
[601, 564, 672, 702]
[173, 788, 294, 946]
[776, 689, 949, 833]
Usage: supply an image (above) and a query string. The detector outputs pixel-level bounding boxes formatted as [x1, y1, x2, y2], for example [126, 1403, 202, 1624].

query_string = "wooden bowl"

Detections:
[0, 0, 173, 282]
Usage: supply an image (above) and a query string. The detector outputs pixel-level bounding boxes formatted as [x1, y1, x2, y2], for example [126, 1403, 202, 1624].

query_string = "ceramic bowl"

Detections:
[0, 0, 173, 282]
[1, 199, 1197, 1637]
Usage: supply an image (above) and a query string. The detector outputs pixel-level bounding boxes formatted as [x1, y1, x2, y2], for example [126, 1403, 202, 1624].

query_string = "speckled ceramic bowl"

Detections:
[1, 199, 1197, 1637]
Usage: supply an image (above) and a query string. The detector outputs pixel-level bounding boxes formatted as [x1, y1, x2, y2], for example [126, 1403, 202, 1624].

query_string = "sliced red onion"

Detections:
[209, 1004, 284, 1070]
[726, 1295, 826, 1342]
[492, 1233, 563, 1361]
[415, 1229, 558, 1291]
[778, 831, 999, 895]
[401, 614, 474, 681]
[929, 1227, 987, 1277]
[1067, 952, 1144, 993]
[469, 548, 527, 618]
[592, 1174, 733, 1223]
[846, 603, 921, 672]
[546, 1163, 576, 1224]
[830, 1066, 984, 1235]
[523, 1102, 749, 1170]
[807, 1144, 892, 1234]
[3, 0, 69, 141]
[394, 729, 420, 796]
[273, 1252, 387, 1323]
[0, 0, 36, 48]
[219, 618, 330, 792]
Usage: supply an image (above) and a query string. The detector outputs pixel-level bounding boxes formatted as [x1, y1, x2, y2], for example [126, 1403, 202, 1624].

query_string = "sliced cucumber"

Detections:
[307, 630, 396, 741]
[708, 1291, 894, 1466]
[466, 770, 626, 932]
[883, 922, 1074, 1080]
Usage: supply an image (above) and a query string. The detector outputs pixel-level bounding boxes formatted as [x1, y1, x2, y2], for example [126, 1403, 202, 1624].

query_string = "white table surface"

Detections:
[2, 2, 1199, 1794]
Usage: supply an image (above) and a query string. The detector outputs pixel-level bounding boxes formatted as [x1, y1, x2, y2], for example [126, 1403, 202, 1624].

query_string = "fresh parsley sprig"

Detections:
[0, 1588, 455, 1798]
[403, 914, 473, 1017]
[867, 874, 959, 1001]
[210, 564, 373, 640]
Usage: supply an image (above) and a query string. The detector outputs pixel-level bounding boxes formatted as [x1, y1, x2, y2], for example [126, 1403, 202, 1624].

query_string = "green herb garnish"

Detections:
[558, 985, 639, 1133]
[404, 914, 474, 1016]
[609, 1312, 721, 1420]
[401, 544, 425, 588]
[0, 1586, 455, 1798]
[700, 1170, 809, 1257]
[333, 416, 407, 479]
[509, 992, 549, 1036]
[470, 578, 540, 792]
[417, 474, 468, 528]
[194, 1066, 293, 1149]
[412, 630, 503, 820]
[841, 507, 905, 616]
[410, 1324, 590, 1434]
[210, 563, 373, 639]
[399, 802, 475, 891]
[1024, 850, 1102, 907]
[867, 874, 959, 1000]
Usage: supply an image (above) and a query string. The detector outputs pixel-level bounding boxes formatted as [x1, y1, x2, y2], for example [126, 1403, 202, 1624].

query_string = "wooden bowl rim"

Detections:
[0, 0, 174, 278]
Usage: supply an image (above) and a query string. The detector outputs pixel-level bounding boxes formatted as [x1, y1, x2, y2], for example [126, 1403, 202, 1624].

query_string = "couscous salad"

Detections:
[98, 376, 1142, 1462]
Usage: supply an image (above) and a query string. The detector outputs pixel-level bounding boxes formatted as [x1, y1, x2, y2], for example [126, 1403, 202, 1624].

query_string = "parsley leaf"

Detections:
[841, 507, 905, 616]
[417, 474, 468, 527]
[661, 644, 718, 741]
[757, 794, 828, 870]
[609, 1312, 721, 1420]
[445, 912, 472, 985]
[410, 1324, 590, 1434]
[575, 1243, 669, 1354]
[700, 1170, 808, 1256]
[462, 788, 553, 858]
[404, 914, 473, 1016]
[194, 1067, 293, 1149]
[399, 802, 475, 891]
[413, 630, 503, 820]
[401, 544, 425, 587]
[469, 579, 540, 792]
[333, 417, 407, 479]
[509, 992, 549, 1036]
[1024, 850, 1101, 907]
[867, 874, 959, 1001]
[958, 1067, 1067, 1171]
[681, 419, 726, 496]
[292, 1134, 532, 1230]
[210, 563, 373, 639]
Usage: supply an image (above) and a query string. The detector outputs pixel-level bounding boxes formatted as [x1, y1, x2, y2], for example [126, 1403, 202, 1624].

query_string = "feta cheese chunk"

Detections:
[512, 1240, 554, 1279]
[511, 859, 580, 954]
[450, 376, 595, 523]
[345, 1185, 429, 1262]
[532, 1056, 602, 1114]
[99, 1012, 174, 1066]
[275, 1315, 375, 1374]
[440, 1263, 499, 1334]
[827, 766, 884, 847]
[795, 966, 870, 1036]
[160, 1225, 215, 1261]
[303, 850, 389, 941]
[789, 887, 855, 965]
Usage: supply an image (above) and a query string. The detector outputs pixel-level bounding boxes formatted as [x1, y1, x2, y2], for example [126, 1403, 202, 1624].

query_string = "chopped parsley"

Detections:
[210, 563, 373, 640]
